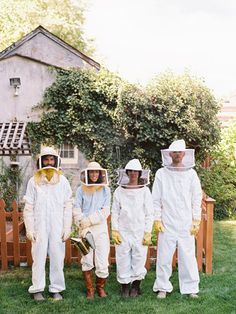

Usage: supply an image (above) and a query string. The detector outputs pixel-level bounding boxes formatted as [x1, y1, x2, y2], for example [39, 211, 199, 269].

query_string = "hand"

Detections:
[80, 217, 91, 229]
[62, 229, 71, 242]
[26, 231, 36, 242]
[78, 227, 89, 238]
[153, 220, 165, 233]
[190, 220, 201, 236]
[142, 232, 152, 246]
[112, 230, 122, 245]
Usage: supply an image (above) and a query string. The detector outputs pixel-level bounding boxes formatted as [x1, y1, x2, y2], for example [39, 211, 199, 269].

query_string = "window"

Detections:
[60, 143, 78, 164]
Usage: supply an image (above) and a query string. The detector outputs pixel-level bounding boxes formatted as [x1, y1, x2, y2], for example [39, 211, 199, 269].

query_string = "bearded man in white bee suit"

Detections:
[112, 159, 154, 298]
[23, 147, 72, 301]
[152, 139, 202, 299]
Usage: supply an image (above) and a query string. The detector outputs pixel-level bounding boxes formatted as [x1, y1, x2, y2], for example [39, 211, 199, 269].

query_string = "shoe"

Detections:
[52, 292, 63, 300]
[96, 276, 107, 298]
[121, 284, 130, 298]
[157, 291, 166, 299]
[129, 280, 141, 298]
[189, 293, 199, 298]
[33, 292, 44, 301]
[83, 271, 95, 299]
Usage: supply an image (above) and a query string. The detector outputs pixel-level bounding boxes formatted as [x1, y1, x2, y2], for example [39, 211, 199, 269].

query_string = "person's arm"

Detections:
[23, 178, 36, 242]
[191, 170, 202, 220]
[152, 171, 163, 221]
[62, 178, 73, 241]
[73, 187, 83, 227]
[80, 187, 111, 228]
[152, 171, 164, 232]
[144, 187, 154, 233]
[142, 187, 154, 246]
[111, 189, 122, 245]
[190, 170, 203, 236]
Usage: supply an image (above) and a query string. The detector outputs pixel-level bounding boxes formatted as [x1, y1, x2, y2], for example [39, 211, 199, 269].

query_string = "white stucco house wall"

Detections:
[0, 25, 100, 198]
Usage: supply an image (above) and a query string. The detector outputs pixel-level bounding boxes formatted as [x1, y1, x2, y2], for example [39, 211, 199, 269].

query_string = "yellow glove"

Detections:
[142, 232, 152, 246]
[112, 230, 122, 245]
[190, 220, 201, 236]
[153, 220, 165, 233]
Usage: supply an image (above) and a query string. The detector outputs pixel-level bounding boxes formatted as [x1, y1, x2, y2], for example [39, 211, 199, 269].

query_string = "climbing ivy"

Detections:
[28, 68, 221, 183]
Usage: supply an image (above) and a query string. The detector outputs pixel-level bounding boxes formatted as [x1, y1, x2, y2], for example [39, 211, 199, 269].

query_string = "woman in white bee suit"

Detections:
[111, 159, 154, 298]
[23, 147, 73, 301]
[73, 162, 111, 299]
[152, 139, 202, 299]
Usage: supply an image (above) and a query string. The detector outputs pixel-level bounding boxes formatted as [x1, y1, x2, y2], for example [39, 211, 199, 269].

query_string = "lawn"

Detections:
[0, 221, 236, 314]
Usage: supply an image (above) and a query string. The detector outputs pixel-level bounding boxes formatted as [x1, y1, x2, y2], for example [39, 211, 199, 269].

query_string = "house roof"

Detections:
[0, 25, 100, 70]
[0, 122, 31, 156]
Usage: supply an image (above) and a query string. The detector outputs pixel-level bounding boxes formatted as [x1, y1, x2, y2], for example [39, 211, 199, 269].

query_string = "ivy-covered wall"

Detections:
[28, 67, 220, 177]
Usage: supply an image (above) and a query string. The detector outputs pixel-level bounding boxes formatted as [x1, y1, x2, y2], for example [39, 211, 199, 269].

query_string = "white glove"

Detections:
[26, 231, 36, 242]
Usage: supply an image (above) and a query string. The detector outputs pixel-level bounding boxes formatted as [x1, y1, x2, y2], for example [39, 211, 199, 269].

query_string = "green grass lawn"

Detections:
[1, 221, 236, 314]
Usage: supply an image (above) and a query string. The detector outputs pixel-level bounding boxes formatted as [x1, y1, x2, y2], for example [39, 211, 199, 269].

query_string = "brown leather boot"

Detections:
[83, 271, 95, 300]
[96, 276, 107, 297]
[121, 284, 130, 298]
[130, 280, 141, 297]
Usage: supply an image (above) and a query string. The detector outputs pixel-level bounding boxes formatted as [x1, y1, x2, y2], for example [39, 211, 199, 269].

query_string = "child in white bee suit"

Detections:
[73, 162, 111, 299]
[152, 139, 202, 299]
[23, 147, 73, 301]
[112, 159, 154, 297]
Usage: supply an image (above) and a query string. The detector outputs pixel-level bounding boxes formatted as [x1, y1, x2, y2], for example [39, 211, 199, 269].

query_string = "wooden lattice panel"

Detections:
[0, 122, 31, 156]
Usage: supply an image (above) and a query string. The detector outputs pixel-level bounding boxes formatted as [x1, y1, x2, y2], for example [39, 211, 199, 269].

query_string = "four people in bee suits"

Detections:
[111, 159, 154, 297]
[152, 139, 202, 298]
[23, 140, 203, 300]
[73, 162, 111, 299]
[23, 147, 73, 301]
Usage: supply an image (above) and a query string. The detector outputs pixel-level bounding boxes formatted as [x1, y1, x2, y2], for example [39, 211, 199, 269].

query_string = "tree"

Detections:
[28, 67, 124, 174]
[200, 119, 236, 219]
[0, 0, 93, 54]
[116, 71, 221, 172]
[28, 68, 221, 185]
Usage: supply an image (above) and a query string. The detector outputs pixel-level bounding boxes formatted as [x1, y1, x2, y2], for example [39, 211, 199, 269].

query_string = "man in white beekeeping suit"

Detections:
[112, 159, 153, 297]
[152, 139, 202, 299]
[23, 147, 72, 301]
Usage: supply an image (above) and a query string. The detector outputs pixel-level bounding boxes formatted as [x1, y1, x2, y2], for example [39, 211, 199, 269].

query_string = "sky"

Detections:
[84, 0, 236, 97]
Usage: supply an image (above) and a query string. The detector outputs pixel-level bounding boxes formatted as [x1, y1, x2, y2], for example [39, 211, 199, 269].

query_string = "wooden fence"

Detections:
[0, 196, 214, 274]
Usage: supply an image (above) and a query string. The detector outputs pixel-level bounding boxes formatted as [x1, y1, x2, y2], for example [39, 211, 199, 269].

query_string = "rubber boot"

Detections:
[83, 271, 95, 300]
[130, 280, 141, 298]
[96, 276, 107, 297]
[121, 284, 130, 298]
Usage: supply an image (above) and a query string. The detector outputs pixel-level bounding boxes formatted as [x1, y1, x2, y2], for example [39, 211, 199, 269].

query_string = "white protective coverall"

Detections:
[73, 186, 111, 278]
[152, 140, 202, 294]
[24, 172, 72, 294]
[112, 185, 153, 284]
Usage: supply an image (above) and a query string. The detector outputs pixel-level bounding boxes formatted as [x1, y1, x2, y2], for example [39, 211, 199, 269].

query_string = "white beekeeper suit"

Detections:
[23, 147, 72, 297]
[152, 140, 202, 296]
[73, 161, 111, 299]
[112, 159, 154, 297]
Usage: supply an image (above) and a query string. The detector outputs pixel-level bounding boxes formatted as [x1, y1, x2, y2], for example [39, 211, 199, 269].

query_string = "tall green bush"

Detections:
[200, 119, 236, 219]
[28, 68, 221, 188]
[0, 159, 22, 210]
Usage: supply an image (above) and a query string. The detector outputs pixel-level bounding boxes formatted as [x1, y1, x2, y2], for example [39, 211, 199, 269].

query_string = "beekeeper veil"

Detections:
[37, 147, 61, 170]
[161, 139, 195, 169]
[80, 161, 109, 186]
[117, 159, 150, 187]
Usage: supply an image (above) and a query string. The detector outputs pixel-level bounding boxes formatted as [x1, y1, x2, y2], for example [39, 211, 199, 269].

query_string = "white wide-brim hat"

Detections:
[161, 139, 195, 169]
